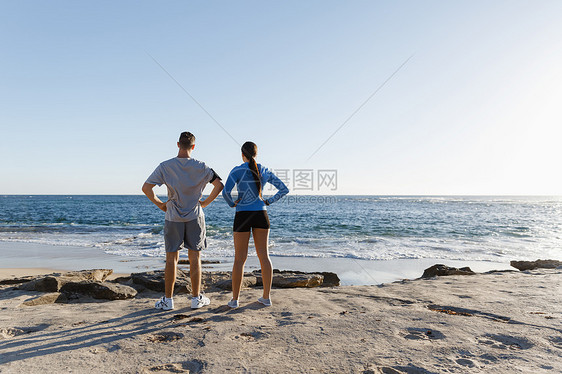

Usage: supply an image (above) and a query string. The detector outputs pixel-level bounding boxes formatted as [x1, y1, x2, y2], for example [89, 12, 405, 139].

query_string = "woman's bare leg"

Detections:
[232, 231, 251, 300]
[252, 228, 272, 299]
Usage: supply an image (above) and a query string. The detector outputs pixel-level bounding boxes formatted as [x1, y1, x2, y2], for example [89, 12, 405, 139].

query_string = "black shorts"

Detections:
[233, 210, 270, 232]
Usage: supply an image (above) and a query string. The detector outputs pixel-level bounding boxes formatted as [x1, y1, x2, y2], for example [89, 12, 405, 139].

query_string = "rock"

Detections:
[200, 271, 258, 291]
[62, 269, 113, 282]
[112, 276, 132, 284]
[273, 273, 323, 288]
[0, 276, 35, 285]
[22, 293, 68, 306]
[178, 259, 220, 265]
[17, 269, 114, 292]
[215, 276, 257, 291]
[510, 259, 562, 271]
[131, 270, 191, 294]
[141, 363, 189, 373]
[485, 269, 517, 274]
[19, 276, 70, 292]
[0, 328, 27, 339]
[131, 271, 165, 291]
[276, 270, 340, 287]
[60, 281, 137, 300]
[265, 270, 340, 287]
[254, 270, 324, 288]
[200, 271, 229, 289]
[110, 276, 150, 292]
[319, 272, 340, 287]
[421, 264, 475, 278]
[111, 276, 151, 293]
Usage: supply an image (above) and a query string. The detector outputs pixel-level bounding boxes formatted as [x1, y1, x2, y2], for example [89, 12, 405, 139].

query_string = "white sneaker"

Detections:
[191, 293, 210, 309]
[227, 299, 239, 308]
[155, 297, 174, 310]
[258, 297, 272, 307]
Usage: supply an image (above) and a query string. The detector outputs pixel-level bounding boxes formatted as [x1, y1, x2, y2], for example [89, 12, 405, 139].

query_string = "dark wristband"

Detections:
[209, 169, 221, 183]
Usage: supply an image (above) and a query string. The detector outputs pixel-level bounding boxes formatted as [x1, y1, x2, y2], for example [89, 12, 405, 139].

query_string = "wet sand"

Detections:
[0, 241, 512, 285]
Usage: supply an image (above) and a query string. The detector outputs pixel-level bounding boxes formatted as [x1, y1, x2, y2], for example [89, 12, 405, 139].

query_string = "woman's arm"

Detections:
[222, 170, 238, 207]
[264, 172, 289, 205]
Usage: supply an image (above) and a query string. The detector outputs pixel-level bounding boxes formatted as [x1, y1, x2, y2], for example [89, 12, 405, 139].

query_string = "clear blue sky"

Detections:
[1, 1, 561, 195]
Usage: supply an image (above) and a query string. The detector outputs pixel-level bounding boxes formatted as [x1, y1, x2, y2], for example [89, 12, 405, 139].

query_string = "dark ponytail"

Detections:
[241, 141, 261, 198]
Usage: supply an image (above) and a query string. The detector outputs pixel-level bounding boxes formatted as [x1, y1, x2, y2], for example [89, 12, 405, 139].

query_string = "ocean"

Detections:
[0, 195, 560, 263]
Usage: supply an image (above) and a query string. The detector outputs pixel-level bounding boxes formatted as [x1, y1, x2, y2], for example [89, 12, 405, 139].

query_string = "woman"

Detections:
[222, 141, 289, 308]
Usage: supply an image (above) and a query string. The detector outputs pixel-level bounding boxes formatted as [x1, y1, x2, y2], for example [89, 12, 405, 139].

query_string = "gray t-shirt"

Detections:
[146, 157, 215, 222]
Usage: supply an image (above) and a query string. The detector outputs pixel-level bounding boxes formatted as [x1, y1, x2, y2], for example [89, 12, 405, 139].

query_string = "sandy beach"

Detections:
[3, 0, 562, 371]
[1, 263, 560, 373]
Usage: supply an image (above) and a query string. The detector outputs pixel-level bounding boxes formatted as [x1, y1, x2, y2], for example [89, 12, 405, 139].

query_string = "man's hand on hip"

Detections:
[157, 201, 167, 212]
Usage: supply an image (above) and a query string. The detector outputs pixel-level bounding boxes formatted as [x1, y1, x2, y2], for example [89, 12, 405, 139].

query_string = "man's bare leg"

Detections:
[165, 251, 179, 298]
[188, 249, 201, 297]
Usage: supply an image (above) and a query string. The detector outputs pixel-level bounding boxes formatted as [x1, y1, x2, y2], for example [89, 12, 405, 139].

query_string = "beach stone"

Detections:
[421, 264, 475, 278]
[200, 271, 257, 290]
[262, 270, 340, 287]
[253, 270, 328, 288]
[485, 269, 518, 274]
[63, 269, 113, 282]
[0, 328, 27, 339]
[131, 270, 191, 294]
[319, 272, 340, 287]
[141, 363, 189, 373]
[112, 276, 132, 284]
[200, 271, 229, 289]
[510, 259, 562, 271]
[215, 276, 258, 291]
[60, 281, 137, 300]
[21, 292, 68, 306]
[18, 276, 71, 292]
[178, 259, 220, 265]
[110, 276, 152, 293]
[17, 269, 114, 292]
[0, 275, 35, 285]
[255, 272, 324, 288]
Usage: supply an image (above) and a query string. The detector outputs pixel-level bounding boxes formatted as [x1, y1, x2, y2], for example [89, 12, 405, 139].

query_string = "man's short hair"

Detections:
[179, 132, 195, 149]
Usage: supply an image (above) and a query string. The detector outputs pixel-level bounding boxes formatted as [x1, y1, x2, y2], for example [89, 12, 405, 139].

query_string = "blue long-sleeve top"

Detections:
[222, 163, 289, 211]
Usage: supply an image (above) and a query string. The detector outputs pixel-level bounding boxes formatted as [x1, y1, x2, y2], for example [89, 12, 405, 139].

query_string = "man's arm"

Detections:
[142, 182, 167, 212]
[200, 178, 224, 208]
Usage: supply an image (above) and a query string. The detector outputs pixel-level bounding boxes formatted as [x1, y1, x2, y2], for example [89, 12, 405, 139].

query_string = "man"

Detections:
[142, 132, 223, 310]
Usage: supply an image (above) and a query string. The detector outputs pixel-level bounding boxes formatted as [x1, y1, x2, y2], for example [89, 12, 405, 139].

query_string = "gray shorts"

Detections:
[164, 216, 207, 252]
